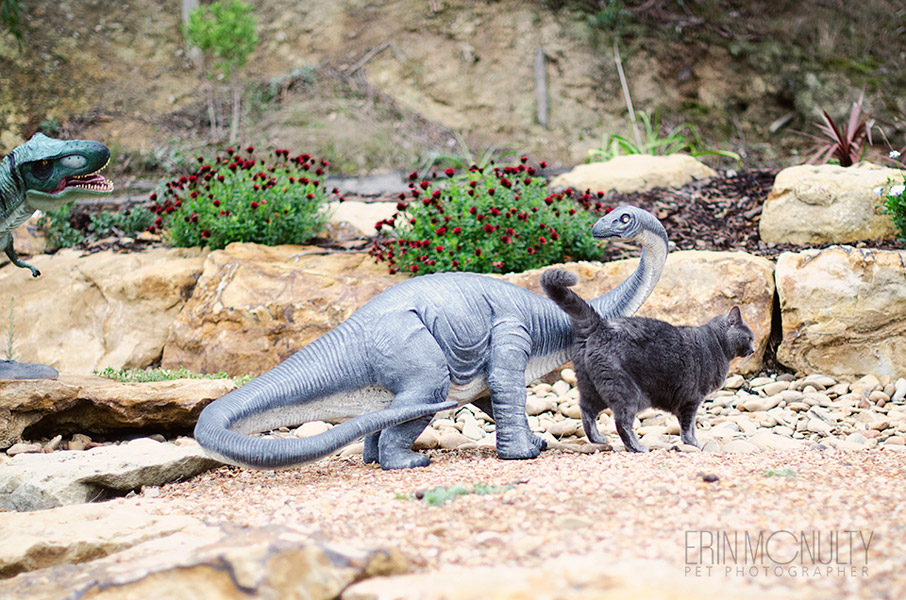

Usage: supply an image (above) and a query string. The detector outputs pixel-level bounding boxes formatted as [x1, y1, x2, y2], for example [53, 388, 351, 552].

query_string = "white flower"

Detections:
[890, 150, 902, 159]
[891, 184, 906, 196]
[873, 186, 885, 197]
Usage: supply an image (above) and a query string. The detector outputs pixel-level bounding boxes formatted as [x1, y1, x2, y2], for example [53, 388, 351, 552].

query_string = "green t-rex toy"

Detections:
[1, 132, 113, 277]
[0, 133, 113, 380]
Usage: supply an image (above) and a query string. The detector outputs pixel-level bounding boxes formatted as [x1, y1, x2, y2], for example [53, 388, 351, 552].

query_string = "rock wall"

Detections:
[163, 245, 774, 377]
[0, 248, 206, 374]
[775, 246, 906, 377]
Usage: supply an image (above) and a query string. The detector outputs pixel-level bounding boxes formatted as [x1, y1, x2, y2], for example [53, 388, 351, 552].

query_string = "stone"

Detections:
[412, 427, 440, 450]
[546, 419, 580, 438]
[758, 381, 790, 396]
[720, 440, 759, 453]
[344, 555, 783, 600]
[759, 163, 900, 244]
[747, 432, 806, 450]
[0, 438, 220, 512]
[525, 396, 556, 416]
[560, 368, 577, 385]
[549, 154, 717, 194]
[845, 432, 868, 445]
[0, 375, 235, 450]
[741, 396, 782, 412]
[775, 247, 906, 378]
[0, 247, 205, 374]
[460, 419, 486, 441]
[0, 502, 199, 578]
[892, 378, 906, 403]
[807, 419, 834, 434]
[329, 199, 397, 236]
[161, 243, 402, 376]
[5, 442, 42, 456]
[507, 250, 775, 374]
[438, 431, 473, 450]
[292, 421, 332, 438]
[0, 521, 406, 600]
[723, 374, 745, 389]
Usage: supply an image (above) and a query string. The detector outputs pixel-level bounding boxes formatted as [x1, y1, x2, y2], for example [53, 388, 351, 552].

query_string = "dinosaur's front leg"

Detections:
[2, 234, 40, 277]
[487, 323, 546, 460]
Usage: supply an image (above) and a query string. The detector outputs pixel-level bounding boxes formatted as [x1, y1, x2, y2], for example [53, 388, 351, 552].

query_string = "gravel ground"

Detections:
[141, 370, 906, 600]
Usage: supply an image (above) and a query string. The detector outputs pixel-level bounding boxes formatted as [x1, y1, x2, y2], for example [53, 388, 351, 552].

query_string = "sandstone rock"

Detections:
[344, 555, 787, 600]
[0, 247, 205, 374]
[0, 521, 407, 600]
[9, 213, 47, 258]
[329, 199, 397, 236]
[0, 502, 198, 578]
[507, 250, 775, 374]
[759, 163, 900, 244]
[0, 375, 235, 450]
[549, 154, 717, 194]
[775, 247, 906, 378]
[161, 243, 402, 376]
[0, 438, 220, 512]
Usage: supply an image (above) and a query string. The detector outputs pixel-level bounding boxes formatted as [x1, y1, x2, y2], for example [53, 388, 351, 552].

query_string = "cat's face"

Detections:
[727, 306, 755, 358]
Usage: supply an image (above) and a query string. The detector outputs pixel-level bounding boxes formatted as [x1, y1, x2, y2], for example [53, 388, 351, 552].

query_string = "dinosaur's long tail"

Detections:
[540, 268, 601, 338]
[194, 326, 454, 469]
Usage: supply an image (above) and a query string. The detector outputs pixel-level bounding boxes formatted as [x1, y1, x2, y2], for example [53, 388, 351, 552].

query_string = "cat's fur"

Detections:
[540, 268, 754, 452]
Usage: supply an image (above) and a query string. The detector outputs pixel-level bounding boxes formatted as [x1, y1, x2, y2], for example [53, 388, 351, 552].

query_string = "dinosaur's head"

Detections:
[591, 206, 667, 245]
[15, 133, 113, 210]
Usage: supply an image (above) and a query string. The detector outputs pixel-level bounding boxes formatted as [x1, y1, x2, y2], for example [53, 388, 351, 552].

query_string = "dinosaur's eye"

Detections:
[30, 160, 53, 179]
[620, 214, 630, 224]
[60, 155, 88, 169]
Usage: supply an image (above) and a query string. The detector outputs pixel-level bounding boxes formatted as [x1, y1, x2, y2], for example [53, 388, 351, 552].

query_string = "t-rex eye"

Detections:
[31, 159, 53, 179]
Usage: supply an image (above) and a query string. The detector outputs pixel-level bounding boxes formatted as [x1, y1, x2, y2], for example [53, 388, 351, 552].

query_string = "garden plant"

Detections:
[369, 158, 612, 275]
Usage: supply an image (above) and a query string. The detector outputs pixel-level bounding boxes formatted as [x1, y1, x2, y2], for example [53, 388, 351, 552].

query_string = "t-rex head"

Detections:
[13, 132, 114, 210]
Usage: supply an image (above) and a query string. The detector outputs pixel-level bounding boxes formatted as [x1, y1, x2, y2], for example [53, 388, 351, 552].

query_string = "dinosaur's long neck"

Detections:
[589, 227, 668, 319]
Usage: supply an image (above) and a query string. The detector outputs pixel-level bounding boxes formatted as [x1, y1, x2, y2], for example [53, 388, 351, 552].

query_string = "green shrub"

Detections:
[368, 159, 609, 275]
[148, 146, 334, 249]
[38, 204, 156, 251]
[94, 366, 252, 386]
[881, 175, 906, 240]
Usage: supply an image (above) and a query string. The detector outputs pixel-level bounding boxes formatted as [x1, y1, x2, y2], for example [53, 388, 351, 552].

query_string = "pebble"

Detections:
[438, 431, 473, 450]
[741, 396, 781, 412]
[6, 442, 43, 456]
[68, 433, 93, 451]
[292, 421, 332, 438]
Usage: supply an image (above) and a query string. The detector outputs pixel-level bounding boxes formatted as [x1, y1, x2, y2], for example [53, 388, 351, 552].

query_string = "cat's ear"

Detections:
[728, 306, 742, 324]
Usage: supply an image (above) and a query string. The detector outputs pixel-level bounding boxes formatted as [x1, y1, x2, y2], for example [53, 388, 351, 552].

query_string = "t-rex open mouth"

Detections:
[50, 170, 114, 195]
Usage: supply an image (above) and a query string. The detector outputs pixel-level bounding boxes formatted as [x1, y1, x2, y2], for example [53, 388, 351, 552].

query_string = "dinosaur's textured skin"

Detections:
[195, 206, 669, 470]
[1, 133, 113, 277]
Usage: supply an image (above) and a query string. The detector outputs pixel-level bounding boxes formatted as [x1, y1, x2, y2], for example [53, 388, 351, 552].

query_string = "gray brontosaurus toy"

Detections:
[195, 206, 669, 469]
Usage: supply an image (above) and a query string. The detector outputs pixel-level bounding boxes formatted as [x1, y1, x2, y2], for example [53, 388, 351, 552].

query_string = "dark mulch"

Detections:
[592, 168, 903, 263]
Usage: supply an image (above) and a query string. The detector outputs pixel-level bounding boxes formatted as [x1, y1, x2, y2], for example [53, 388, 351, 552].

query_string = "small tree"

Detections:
[184, 0, 258, 143]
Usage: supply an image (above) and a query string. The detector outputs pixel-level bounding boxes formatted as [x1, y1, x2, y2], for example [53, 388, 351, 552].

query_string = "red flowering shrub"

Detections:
[369, 159, 609, 275]
[148, 147, 336, 249]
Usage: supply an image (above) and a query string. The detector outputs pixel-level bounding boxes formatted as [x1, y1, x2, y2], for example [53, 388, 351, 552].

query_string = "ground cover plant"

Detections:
[369, 158, 611, 275]
[147, 146, 335, 250]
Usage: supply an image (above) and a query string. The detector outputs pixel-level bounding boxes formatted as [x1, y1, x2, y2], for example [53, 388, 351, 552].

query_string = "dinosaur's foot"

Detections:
[363, 433, 380, 464]
[495, 428, 546, 460]
[379, 448, 431, 470]
[0, 360, 58, 380]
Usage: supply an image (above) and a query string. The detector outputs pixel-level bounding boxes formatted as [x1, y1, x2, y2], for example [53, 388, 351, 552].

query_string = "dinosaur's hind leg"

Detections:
[369, 315, 452, 470]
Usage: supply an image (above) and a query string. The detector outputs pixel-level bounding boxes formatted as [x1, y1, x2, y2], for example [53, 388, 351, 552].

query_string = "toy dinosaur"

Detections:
[1, 132, 113, 278]
[0, 133, 113, 380]
[195, 206, 669, 469]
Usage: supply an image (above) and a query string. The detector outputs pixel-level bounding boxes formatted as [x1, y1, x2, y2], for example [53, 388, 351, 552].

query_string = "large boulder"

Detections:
[507, 250, 775, 374]
[161, 243, 403, 376]
[775, 246, 906, 378]
[0, 375, 236, 449]
[759, 163, 900, 244]
[0, 503, 198, 578]
[0, 518, 407, 599]
[165, 245, 773, 377]
[0, 247, 205, 374]
[549, 154, 717, 193]
[0, 438, 220, 512]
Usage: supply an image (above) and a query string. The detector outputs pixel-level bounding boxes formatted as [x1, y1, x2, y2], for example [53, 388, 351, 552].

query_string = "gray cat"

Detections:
[540, 268, 754, 452]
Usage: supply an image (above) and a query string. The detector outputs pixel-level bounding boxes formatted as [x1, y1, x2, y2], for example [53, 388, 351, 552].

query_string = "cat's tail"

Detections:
[540, 268, 601, 336]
